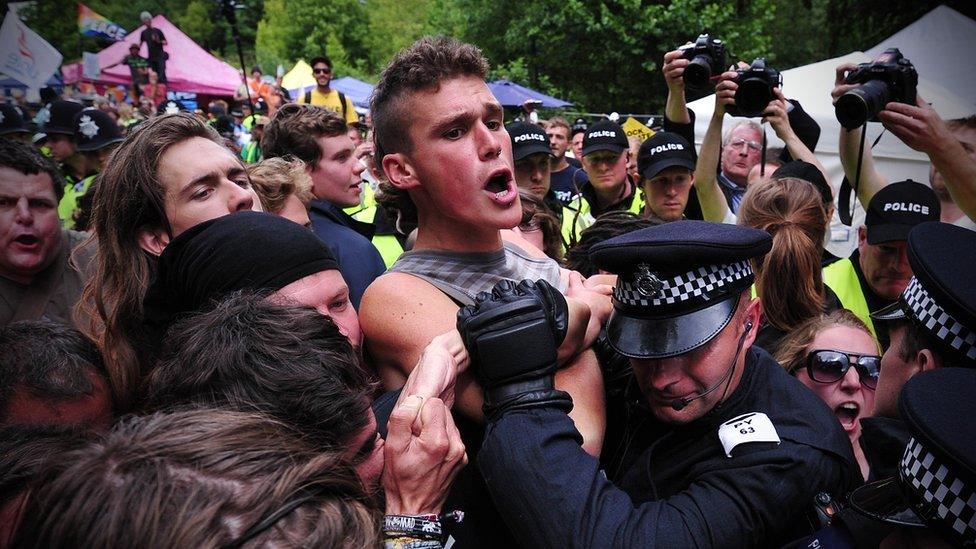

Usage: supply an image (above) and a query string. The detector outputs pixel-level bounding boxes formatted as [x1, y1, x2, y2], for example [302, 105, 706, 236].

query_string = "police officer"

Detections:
[636, 131, 697, 222]
[38, 100, 86, 187]
[461, 220, 860, 547]
[847, 368, 976, 547]
[823, 180, 939, 349]
[0, 103, 32, 143]
[59, 108, 125, 230]
[506, 121, 584, 244]
[857, 221, 976, 483]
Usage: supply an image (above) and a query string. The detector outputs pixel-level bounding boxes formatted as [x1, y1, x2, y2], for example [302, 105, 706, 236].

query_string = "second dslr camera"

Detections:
[835, 48, 917, 129]
[727, 58, 782, 118]
[678, 34, 727, 90]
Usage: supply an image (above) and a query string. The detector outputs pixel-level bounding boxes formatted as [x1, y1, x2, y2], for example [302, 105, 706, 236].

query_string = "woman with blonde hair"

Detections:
[775, 310, 880, 480]
[737, 176, 839, 354]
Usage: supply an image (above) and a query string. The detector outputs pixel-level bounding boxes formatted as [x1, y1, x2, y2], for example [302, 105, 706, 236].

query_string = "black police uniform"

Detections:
[472, 221, 860, 547]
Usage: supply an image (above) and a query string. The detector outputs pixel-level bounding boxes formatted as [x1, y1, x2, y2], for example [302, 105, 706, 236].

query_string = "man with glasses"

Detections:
[298, 56, 359, 128]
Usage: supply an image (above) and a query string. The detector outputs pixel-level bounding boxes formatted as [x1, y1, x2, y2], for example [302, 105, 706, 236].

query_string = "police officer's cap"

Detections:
[157, 100, 188, 116]
[42, 100, 85, 136]
[849, 368, 976, 545]
[0, 103, 30, 137]
[872, 222, 976, 364]
[590, 220, 771, 359]
[506, 121, 552, 162]
[73, 108, 124, 152]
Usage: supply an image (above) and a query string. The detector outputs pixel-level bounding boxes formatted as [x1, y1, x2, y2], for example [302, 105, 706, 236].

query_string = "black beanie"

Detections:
[773, 160, 832, 207]
[143, 211, 339, 327]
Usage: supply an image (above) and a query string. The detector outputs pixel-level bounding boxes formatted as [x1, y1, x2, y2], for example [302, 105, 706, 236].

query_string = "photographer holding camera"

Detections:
[834, 61, 976, 231]
[663, 39, 822, 218]
[687, 62, 827, 224]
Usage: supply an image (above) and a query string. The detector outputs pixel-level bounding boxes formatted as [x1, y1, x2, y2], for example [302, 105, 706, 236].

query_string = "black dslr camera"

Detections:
[677, 34, 727, 90]
[835, 48, 918, 129]
[727, 58, 782, 118]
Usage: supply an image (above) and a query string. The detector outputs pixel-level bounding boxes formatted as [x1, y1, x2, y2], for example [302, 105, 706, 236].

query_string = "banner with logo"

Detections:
[622, 117, 655, 142]
[78, 4, 127, 41]
[0, 8, 63, 89]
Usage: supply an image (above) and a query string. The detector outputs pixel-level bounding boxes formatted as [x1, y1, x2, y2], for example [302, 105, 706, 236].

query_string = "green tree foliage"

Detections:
[256, 0, 371, 80]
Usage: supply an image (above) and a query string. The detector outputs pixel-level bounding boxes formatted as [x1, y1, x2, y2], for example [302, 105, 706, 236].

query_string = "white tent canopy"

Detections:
[687, 4, 976, 256]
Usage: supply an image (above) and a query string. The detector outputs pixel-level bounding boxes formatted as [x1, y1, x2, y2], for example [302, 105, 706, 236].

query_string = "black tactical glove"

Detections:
[457, 279, 573, 421]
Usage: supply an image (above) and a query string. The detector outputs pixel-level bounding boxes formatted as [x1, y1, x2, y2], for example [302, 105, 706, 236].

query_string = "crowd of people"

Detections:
[1, 33, 975, 548]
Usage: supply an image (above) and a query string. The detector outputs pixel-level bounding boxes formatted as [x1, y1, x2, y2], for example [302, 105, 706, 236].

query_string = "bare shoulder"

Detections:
[361, 272, 461, 377]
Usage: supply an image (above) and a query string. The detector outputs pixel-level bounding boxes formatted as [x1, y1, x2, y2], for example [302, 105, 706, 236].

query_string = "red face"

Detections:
[857, 227, 912, 300]
[396, 75, 519, 235]
[641, 167, 694, 221]
[720, 125, 762, 185]
[0, 168, 62, 285]
[629, 299, 757, 424]
[308, 134, 365, 208]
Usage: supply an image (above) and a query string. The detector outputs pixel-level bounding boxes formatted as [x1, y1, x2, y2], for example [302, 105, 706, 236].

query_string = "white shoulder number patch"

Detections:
[717, 412, 781, 458]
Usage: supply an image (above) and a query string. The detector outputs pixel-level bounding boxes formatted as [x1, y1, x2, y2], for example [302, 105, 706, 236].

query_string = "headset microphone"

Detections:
[670, 321, 753, 412]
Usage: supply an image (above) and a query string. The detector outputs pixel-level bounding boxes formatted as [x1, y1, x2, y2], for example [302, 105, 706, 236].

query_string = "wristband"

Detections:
[383, 514, 442, 541]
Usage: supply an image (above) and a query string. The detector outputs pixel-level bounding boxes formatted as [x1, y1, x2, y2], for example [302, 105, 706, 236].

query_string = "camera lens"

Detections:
[684, 56, 712, 90]
[835, 80, 891, 129]
[734, 77, 773, 117]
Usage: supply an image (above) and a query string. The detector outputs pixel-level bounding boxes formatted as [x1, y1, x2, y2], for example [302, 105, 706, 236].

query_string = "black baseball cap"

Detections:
[582, 120, 628, 157]
[865, 180, 940, 245]
[507, 121, 553, 162]
[773, 160, 831, 206]
[637, 132, 696, 180]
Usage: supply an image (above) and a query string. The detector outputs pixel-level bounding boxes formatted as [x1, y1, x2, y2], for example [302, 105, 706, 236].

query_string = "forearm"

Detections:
[839, 126, 888, 205]
[558, 297, 593, 363]
[928, 141, 976, 220]
[555, 349, 604, 457]
[664, 89, 691, 125]
[696, 112, 731, 222]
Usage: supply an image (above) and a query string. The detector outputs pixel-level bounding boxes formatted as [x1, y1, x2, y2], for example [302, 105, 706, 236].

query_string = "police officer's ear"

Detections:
[381, 152, 421, 191]
[915, 348, 942, 373]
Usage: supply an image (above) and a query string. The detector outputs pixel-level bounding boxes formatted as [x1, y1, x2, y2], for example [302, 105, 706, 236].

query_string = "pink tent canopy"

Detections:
[62, 15, 242, 96]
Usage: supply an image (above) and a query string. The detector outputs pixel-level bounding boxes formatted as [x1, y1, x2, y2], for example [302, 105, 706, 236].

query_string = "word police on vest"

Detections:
[883, 202, 929, 215]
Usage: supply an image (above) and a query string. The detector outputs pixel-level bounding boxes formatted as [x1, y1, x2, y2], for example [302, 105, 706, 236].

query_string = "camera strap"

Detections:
[759, 126, 768, 177]
[838, 124, 885, 226]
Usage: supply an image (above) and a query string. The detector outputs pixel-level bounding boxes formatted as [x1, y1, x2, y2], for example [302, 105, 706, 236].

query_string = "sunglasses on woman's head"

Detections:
[799, 349, 881, 389]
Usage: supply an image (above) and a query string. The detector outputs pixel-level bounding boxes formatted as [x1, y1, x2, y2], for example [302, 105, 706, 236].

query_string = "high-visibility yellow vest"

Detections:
[822, 258, 877, 339]
[59, 174, 96, 230]
[352, 204, 403, 269]
[561, 190, 645, 246]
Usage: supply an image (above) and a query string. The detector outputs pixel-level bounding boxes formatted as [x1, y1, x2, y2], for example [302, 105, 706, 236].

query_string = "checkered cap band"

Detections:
[613, 260, 753, 308]
[903, 277, 976, 361]
[899, 437, 976, 542]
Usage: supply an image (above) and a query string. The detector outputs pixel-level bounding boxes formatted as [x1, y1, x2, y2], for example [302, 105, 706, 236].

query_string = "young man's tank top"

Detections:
[388, 241, 566, 305]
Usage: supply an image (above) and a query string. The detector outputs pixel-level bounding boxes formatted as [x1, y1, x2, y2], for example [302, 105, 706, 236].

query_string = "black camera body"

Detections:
[727, 58, 782, 118]
[678, 34, 727, 90]
[835, 48, 918, 129]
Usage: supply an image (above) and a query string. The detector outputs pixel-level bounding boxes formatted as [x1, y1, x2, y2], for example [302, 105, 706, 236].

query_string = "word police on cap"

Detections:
[514, 133, 547, 143]
[588, 130, 618, 139]
[647, 142, 686, 156]
[884, 202, 930, 215]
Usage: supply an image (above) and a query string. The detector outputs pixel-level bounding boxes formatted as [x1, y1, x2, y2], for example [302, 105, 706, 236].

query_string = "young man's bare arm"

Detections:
[361, 272, 605, 455]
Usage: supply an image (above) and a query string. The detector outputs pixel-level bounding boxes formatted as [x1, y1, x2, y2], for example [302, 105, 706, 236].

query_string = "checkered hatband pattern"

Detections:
[903, 277, 976, 361]
[613, 260, 752, 308]
[900, 437, 976, 543]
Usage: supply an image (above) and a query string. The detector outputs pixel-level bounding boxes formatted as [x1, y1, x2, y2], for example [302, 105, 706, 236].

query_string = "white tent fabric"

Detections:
[687, 5, 976, 257]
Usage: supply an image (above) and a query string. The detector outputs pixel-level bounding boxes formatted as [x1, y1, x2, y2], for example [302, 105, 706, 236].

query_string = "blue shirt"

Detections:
[308, 200, 386, 309]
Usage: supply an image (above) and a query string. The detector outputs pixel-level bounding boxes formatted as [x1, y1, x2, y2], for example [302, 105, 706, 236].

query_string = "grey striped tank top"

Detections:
[388, 241, 566, 305]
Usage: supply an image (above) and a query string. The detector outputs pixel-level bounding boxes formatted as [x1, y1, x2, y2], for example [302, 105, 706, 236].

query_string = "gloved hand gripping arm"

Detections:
[457, 279, 574, 421]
